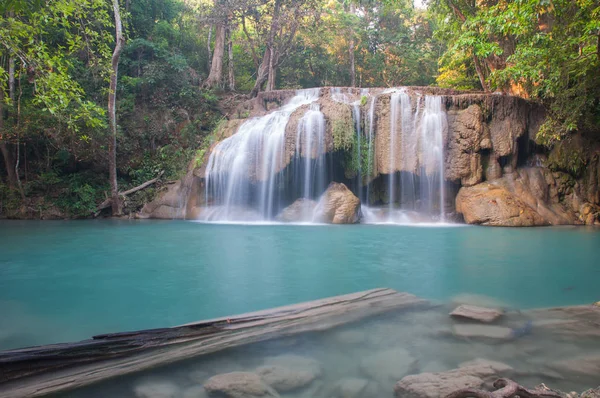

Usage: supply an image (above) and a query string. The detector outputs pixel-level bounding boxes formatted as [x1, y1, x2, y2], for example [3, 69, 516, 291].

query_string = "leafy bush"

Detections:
[332, 111, 355, 152]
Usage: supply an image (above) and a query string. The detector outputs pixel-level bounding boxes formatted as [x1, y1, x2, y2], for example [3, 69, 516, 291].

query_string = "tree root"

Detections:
[444, 378, 566, 398]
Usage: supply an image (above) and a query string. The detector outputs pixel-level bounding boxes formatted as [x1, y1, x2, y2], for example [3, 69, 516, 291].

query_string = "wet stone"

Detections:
[359, 347, 417, 386]
[203, 372, 280, 398]
[450, 305, 503, 323]
[133, 380, 180, 398]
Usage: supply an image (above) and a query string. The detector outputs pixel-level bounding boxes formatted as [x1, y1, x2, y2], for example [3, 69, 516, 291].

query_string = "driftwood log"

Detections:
[0, 288, 426, 398]
[445, 378, 566, 398]
[95, 171, 164, 215]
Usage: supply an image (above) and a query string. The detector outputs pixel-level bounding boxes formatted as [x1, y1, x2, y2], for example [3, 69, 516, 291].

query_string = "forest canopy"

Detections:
[0, 0, 599, 217]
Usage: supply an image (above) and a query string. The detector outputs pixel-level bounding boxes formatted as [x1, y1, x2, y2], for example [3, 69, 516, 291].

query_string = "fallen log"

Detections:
[445, 378, 566, 398]
[0, 288, 427, 398]
[95, 171, 164, 214]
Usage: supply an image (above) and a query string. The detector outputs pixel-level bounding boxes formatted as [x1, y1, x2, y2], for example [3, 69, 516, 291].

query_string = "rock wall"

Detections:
[140, 87, 600, 226]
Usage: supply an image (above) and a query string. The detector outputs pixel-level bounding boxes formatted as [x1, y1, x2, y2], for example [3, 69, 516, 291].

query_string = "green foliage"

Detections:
[343, 133, 372, 179]
[24, 170, 109, 218]
[360, 95, 368, 107]
[332, 109, 355, 151]
[431, 0, 600, 143]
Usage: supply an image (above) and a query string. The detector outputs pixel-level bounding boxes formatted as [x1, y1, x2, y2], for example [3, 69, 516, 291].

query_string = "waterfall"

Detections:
[294, 103, 326, 200]
[385, 93, 446, 222]
[365, 95, 377, 205]
[203, 88, 320, 221]
[419, 96, 447, 221]
[201, 86, 447, 224]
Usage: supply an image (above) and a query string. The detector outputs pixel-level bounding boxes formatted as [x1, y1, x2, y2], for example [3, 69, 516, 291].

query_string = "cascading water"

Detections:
[418, 96, 447, 221]
[363, 90, 447, 224]
[201, 86, 447, 224]
[365, 95, 377, 206]
[294, 103, 327, 200]
[203, 88, 320, 221]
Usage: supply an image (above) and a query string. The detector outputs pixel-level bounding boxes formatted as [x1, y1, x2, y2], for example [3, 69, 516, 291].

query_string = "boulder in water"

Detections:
[276, 198, 317, 222]
[313, 182, 361, 224]
[394, 359, 512, 398]
[255, 354, 321, 392]
[359, 347, 416, 385]
[450, 304, 503, 323]
[133, 380, 180, 398]
[203, 372, 280, 398]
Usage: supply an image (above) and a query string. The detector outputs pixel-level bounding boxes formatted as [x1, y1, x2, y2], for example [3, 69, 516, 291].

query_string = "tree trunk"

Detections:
[348, 4, 356, 87]
[206, 25, 213, 73]
[227, 22, 235, 91]
[472, 55, 490, 92]
[0, 59, 18, 190]
[250, 0, 281, 97]
[250, 48, 271, 97]
[203, 21, 225, 89]
[0, 143, 17, 189]
[349, 39, 356, 87]
[108, 0, 125, 216]
[266, 49, 277, 92]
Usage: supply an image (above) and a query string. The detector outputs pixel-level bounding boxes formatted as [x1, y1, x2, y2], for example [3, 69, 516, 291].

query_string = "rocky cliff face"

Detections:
[140, 87, 600, 226]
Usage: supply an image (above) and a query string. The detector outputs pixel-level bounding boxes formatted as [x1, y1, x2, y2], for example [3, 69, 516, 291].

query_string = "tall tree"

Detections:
[249, 0, 309, 96]
[108, 0, 125, 215]
[203, 0, 226, 89]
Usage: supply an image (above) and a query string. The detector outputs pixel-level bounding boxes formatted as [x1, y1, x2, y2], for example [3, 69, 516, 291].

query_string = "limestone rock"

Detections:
[455, 183, 548, 226]
[394, 371, 484, 398]
[255, 365, 317, 392]
[204, 372, 280, 398]
[133, 380, 180, 398]
[394, 359, 512, 398]
[450, 305, 503, 323]
[257, 355, 321, 392]
[276, 198, 317, 222]
[313, 182, 361, 224]
[360, 347, 416, 385]
[445, 105, 486, 186]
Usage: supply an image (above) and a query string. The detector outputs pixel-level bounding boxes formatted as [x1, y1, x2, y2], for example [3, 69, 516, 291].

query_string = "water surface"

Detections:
[0, 220, 598, 350]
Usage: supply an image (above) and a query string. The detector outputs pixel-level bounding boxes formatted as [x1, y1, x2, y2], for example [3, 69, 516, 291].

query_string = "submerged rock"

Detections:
[256, 365, 318, 392]
[133, 380, 180, 398]
[360, 347, 416, 385]
[394, 358, 512, 398]
[256, 355, 321, 392]
[395, 371, 484, 398]
[450, 305, 503, 323]
[204, 372, 280, 398]
[313, 182, 361, 224]
[276, 198, 317, 222]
